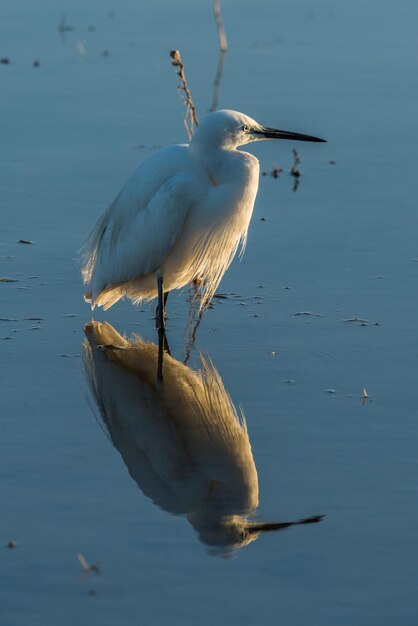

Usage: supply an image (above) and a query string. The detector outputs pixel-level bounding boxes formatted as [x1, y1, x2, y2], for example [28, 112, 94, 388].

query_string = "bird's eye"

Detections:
[242, 125, 250, 133]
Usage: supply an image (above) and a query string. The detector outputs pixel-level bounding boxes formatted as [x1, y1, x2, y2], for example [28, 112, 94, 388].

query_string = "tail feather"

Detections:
[92, 285, 125, 311]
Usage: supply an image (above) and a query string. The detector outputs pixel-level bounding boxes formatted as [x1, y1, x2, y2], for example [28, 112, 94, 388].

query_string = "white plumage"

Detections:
[81, 109, 325, 314]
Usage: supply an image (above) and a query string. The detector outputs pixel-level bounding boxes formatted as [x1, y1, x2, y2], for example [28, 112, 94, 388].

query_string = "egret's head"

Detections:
[188, 514, 265, 555]
[189, 514, 324, 557]
[191, 109, 326, 150]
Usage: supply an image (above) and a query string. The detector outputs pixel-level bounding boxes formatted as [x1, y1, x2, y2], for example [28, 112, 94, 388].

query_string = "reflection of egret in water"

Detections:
[83, 322, 323, 555]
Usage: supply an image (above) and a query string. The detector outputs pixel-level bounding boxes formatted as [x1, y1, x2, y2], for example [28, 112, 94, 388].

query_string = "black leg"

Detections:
[157, 326, 164, 382]
[155, 281, 169, 331]
[157, 327, 171, 381]
[156, 276, 165, 332]
[163, 332, 171, 357]
[156, 277, 168, 381]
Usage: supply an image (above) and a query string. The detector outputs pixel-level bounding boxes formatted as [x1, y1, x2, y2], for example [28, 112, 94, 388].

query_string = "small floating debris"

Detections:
[6, 540, 18, 548]
[343, 316, 368, 324]
[285, 379, 296, 384]
[0, 58, 11, 65]
[134, 143, 163, 150]
[213, 293, 228, 300]
[17, 239, 34, 245]
[329, 160, 336, 165]
[58, 15, 74, 32]
[326, 388, 336, 394]
[32, 60, 40, 67]
[270, 351, 277, 356]
[77, 41, 86, 57]
[262, 165, 283, 178]
[101, 49, 110, 57]
[293, 311, 322, 317]
[271, 165, 283, 178]
[77, 553, 100, 575]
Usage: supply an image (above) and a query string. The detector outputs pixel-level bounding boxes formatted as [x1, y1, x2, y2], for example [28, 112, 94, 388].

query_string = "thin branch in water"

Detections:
[170, 49, 199, 140]
[210, 0, 228, 111]
[184, 313, 203, 365]
[184, 287, 204, 364]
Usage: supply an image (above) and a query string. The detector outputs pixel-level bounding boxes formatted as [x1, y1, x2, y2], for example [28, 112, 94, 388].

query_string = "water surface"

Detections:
[1, 1, 418, 624]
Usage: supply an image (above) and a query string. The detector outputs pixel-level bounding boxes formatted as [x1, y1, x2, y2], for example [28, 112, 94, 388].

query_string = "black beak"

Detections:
[246, 514, 325, 535]
[255, 127, 326, 143]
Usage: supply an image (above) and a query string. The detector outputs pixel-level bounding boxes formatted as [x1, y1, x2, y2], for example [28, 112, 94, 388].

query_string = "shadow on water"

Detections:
[83, 321, 323, 557]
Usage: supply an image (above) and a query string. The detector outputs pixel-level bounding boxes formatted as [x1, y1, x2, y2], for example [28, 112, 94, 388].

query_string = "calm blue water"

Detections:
[1, 1, 418, 624]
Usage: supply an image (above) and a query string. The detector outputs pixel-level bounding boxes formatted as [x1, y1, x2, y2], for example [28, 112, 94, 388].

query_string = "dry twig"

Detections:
[210, 0, 228, 111]
[214, 0, 228, 52]
[291, 148, 301, 178]
[291, 148, 301, 192]
[170, 50, 199, 140]
[77, 552, 100, 575]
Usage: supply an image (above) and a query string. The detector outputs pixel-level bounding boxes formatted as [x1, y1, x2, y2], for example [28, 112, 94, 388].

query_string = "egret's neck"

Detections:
[189, 141, 256, 186]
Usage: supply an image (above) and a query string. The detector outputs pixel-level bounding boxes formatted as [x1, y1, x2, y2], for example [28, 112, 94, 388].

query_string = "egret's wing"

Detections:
[83, 168, 196, 302]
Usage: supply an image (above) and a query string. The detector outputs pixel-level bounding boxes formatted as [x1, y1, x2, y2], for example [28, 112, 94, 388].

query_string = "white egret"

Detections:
[83, 321, 323, 553]
[81, 110, 325, 329]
